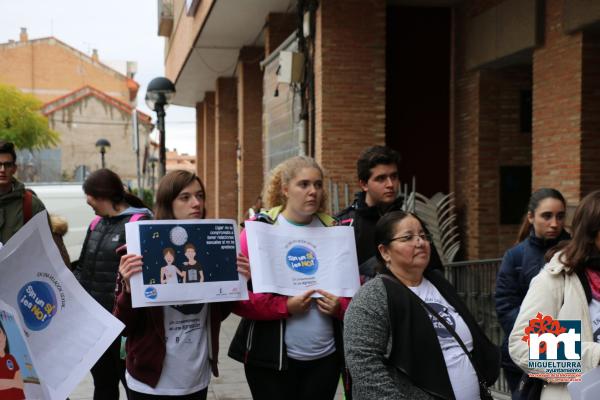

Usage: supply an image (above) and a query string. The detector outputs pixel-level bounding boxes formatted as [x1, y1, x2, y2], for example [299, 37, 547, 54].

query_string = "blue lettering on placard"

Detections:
[286, 246, 319, 275]
[17, 281, 58, 331]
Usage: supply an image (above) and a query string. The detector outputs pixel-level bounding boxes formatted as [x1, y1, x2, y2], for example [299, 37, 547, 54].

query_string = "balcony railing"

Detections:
[445, 258, 510, 399]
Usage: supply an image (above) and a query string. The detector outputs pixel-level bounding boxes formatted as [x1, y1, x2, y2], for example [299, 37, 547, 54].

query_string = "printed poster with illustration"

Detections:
[0, 212, 125, 400]
[245, 221, 360, 297]
[126, 219, 249, 308]
[0, 301, 48, 400]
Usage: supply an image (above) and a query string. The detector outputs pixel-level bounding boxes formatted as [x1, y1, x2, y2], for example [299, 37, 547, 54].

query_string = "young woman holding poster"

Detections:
[228, 156, 353, 400]
[115, 170, 249, 400]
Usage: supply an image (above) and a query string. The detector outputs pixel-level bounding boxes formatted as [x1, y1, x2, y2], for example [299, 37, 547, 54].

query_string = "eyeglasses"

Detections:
[389, 233, 431, 244]
[0, 161, 15, 170]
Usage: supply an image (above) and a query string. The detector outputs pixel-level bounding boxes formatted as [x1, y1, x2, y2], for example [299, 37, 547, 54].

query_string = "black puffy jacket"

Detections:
[75, 210, 151, 311]
[336, 192, 443, 279]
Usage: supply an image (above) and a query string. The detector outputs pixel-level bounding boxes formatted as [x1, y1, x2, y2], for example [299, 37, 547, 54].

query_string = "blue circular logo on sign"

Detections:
[145, 287, 158, 300]
[17, 281, 58, 331]
[286, 246, 319, 275]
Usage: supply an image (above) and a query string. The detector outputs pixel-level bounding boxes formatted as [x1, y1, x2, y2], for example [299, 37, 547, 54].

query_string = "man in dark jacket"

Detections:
[337, 146, 442, 279]
[0, 141, 46, 244]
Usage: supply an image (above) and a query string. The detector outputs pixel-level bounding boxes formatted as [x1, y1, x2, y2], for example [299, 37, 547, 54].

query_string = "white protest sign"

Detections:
[245, 221, 360, 297]
[126, 220, 249, 308]
[0, 212, 125, 400]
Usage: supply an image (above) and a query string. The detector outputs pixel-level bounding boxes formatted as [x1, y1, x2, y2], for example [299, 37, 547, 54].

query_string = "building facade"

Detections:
[0, 28, 151, 184]
[159, 0, 600, 259]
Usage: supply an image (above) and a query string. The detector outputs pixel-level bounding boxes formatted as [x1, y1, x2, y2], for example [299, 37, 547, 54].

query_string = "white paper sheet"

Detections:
[126, 219, 249, 308]
[245, 221, 360, 297]
[0, 212, 125, 400]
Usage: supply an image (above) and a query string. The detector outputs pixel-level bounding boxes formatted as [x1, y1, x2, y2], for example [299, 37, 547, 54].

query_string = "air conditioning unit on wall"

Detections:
[277, 51, 305, 84]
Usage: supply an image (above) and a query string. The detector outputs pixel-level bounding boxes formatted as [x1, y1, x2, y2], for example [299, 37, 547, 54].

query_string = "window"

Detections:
[500, 166, 531, 225]
[520, 90, 532, 133]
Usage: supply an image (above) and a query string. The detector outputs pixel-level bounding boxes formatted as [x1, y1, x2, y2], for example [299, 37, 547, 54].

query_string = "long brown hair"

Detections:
[154, 170, 206, 220]
[558, 190, 600, 274]
[515, 188, 566, 243]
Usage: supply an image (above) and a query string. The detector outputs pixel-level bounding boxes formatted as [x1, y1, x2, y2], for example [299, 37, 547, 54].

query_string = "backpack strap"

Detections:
[89, 212, 146, 232]
[129, 213, 146, 223]
[89, 215, 102, 231]
[23, 190, 33, 224]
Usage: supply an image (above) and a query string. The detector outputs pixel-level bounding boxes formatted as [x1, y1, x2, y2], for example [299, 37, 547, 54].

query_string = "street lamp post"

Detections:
[145, 77, 175, 179]
[95, 138, 111, 169]
[148, 155, 159, 193]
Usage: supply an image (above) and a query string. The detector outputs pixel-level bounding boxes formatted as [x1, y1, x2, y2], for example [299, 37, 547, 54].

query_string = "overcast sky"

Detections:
[0, 0, 197, 154]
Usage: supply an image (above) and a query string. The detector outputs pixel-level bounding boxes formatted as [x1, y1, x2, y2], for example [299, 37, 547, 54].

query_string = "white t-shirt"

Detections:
[589, 298, 600, 343]
[162, 264, 180, 284]
[278, 215, 336, 361]
[409, 277, 480, 400]
[126, 305, 211, 395]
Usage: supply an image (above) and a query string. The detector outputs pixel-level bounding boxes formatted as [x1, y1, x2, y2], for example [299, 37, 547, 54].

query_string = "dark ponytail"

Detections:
[83, 168, 147, 209]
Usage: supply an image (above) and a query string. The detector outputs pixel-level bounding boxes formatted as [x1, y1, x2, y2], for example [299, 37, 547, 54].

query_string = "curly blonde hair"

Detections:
[262, 156, 328, 212]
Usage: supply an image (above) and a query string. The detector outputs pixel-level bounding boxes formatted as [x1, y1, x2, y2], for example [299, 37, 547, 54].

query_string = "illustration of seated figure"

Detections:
[182, 243, 204, 283]
[160, 247, 185, 284]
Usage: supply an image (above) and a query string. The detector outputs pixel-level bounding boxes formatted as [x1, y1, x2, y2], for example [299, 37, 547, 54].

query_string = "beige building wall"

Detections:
[47, 95, 150, 182]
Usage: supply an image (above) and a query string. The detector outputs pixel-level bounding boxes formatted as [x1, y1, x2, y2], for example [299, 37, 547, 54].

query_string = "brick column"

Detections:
[314, 0, 386, 191]
[265, 13, 296, 56]
[532, 0, 583, 205]
[215, 77, 238, 219]
[237, 46, 264, 222]
[203, 92, 216, 218]
[195, 102, 204, 179]
[580, 33, 600, 196]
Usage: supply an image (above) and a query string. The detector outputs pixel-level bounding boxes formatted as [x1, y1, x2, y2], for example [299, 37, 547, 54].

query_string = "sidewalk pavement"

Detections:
[69, 314, 343, 400]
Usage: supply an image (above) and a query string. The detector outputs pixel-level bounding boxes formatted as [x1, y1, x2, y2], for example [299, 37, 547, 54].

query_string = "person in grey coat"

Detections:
[344, 211, 499, 400]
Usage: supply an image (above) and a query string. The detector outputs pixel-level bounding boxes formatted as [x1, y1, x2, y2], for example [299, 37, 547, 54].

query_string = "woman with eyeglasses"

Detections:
[495, 188, 570, 397]
[228, 156, 352, 400]
[344, 211, 499, 400]
[115, 170, 248, 400]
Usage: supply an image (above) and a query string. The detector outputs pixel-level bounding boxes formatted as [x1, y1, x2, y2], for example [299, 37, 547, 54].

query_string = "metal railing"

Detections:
[444, 258, 510, 399]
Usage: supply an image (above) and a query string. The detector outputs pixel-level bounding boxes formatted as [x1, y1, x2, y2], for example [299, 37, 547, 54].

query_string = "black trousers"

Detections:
[129, 388, 208, 400]
[244, 352, 340, 400]
[90, 338, 129, 400]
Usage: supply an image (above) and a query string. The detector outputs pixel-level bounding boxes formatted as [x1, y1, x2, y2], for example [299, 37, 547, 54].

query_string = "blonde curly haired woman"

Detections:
[229, 156, 352, 400]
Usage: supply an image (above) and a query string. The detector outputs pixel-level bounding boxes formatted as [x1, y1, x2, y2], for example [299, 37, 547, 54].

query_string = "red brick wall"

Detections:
[203, 92, 216, 218]
[238, 47, 264, 222]
[497, 66, 533, 251]
[580, 32, 600, 197]
[0, 39, 132, 103]
[452, 5, 482, 259]
[532, 0, 583, 206]
[215, 77, 238, 220]
[195, 102, 204, 179]
[315, 0, 386, 202]
[452, 4, 533, 259]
